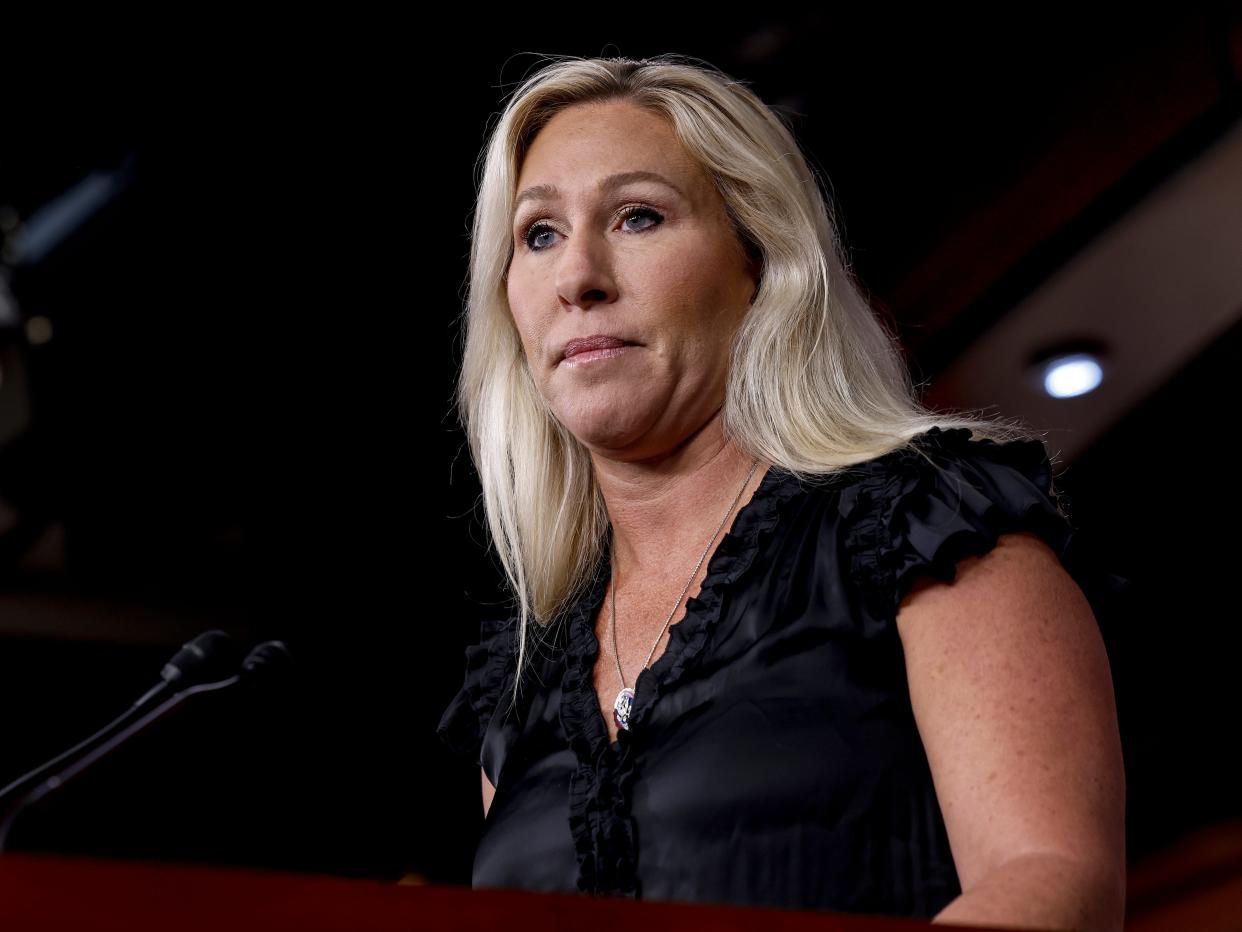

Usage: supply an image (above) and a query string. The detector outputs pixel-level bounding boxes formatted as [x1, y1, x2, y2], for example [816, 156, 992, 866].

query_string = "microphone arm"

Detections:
[0, 674, 243, 852]
[0, 630, 240, 811]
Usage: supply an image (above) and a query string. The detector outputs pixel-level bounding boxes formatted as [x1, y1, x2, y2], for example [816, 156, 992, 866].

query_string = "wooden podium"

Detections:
[0, 851, 1023, 931]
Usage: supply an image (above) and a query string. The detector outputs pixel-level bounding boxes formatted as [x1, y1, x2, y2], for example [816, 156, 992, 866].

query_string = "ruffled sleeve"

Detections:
[436, 612, 517, 767]
[839, 426, 1132, 637]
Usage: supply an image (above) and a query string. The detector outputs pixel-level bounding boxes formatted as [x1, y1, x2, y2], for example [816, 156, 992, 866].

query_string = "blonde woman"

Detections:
[437, 54, 1129, 930]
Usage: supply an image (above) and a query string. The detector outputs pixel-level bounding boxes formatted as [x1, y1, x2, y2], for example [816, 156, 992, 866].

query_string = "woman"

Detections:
[437, 53, 1128, 929]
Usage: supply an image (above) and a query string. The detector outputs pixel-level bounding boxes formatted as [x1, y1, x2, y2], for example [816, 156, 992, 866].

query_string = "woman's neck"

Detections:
[590, 410, 768, 580]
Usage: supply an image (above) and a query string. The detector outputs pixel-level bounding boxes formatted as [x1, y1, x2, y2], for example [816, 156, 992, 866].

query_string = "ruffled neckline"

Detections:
[557, 461, 808, 896]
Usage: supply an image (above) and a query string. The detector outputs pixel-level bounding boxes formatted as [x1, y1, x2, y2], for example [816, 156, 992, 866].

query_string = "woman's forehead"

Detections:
[514, 170, 688, 213]
[515, 104, 710, 209]
[521, 103, 692, 175]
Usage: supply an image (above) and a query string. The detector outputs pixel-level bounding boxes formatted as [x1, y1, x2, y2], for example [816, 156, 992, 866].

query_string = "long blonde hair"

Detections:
[456, 53, 1051, 715]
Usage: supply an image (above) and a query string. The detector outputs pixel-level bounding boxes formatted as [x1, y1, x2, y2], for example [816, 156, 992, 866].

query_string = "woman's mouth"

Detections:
[560, 335, 636, 366]
[560, 345, 634, 367]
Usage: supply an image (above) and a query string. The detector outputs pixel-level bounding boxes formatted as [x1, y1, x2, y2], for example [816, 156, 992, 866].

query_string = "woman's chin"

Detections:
[559, 412, 659, 456]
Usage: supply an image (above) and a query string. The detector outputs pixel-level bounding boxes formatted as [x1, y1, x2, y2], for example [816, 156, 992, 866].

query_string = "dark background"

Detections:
[0, 8, 1238, 893]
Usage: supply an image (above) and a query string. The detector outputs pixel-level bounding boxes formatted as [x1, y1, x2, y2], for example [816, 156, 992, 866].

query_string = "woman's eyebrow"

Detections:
[514, 171, 685, 211]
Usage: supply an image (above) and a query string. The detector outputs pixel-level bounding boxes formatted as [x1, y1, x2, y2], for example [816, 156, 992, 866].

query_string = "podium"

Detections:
[0, 851, 1022, 930]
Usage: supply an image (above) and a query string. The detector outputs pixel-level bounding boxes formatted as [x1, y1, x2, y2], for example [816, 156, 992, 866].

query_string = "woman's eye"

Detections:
[521, 205, 664, 252]
[620, 205, 662, 233]
[523, 223, 556, 251]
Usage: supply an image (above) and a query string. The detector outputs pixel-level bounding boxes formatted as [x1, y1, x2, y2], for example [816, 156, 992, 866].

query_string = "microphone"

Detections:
[0, 630, 241, 814]
[240, 639, 294, 686]
[0, 631, 240, 815]
[0, 636, 291, 852]
[143, 628, 242, 703]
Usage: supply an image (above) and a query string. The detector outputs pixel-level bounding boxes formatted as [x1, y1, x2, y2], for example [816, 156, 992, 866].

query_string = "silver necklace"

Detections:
[608, 458, 761, 733]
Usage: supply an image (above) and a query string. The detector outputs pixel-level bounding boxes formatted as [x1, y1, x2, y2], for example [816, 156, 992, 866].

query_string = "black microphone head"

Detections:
[239, 641, 295, 703]
[160, 629, 242, 687]
[242, 639, 290, 670]
[241, 640, 293, 676]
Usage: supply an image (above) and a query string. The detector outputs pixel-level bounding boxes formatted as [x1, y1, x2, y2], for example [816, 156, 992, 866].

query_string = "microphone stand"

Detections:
[0, 629, 241, 813]
[0, 674, 243, 853]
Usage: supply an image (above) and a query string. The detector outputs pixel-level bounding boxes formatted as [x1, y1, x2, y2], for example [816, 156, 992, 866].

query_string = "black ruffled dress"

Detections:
[436, 426, 1130, 917]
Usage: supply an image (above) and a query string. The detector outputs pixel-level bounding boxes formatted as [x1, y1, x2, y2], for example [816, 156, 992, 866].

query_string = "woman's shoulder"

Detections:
[435, 611, 518, 764]
[822, 426, 1131, 633]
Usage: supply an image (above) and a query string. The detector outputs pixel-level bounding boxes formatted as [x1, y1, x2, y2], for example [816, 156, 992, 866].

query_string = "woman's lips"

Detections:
[560, 345, 633, 367]
[560, 335, 635, 365]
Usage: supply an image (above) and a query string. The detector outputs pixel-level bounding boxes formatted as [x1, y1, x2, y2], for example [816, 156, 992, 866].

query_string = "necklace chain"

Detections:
[607, 458, 762, 730]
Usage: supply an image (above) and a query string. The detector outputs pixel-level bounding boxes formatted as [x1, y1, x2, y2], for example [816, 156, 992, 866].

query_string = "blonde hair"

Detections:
[455, 53, 1053, 716]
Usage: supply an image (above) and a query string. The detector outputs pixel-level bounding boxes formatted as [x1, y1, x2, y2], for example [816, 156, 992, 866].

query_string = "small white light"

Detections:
[1042, 353, 1103, 399]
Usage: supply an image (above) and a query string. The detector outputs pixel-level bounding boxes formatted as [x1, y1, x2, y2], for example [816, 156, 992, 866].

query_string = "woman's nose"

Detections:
[554, 232, 615, 311]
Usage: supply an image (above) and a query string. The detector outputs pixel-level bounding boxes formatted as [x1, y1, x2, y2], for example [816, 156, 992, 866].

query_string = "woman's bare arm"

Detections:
[481, 767, 496, 819]
[895, 531, 1126, 932]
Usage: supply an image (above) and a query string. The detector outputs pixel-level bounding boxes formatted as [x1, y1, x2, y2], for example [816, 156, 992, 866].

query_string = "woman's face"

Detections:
[506, 99, 759, 462]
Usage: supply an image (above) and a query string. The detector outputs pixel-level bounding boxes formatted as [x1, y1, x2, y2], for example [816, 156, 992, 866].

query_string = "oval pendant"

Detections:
[613, 686, 635, 731]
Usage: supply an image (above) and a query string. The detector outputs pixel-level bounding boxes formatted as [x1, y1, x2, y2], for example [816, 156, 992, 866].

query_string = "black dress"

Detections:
[436, 426, 1130, 918]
